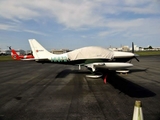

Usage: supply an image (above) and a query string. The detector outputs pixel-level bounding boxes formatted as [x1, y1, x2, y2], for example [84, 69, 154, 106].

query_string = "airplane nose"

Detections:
[126, 52, 135, 57]
[126, 52, 139, 62]
[113, 51, 135, 57]
[113, 51, 139, 62]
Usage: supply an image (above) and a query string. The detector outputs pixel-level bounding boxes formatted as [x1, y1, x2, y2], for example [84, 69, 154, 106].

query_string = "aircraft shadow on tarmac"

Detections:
[55, 69, 91, 78]
[98, 68, 156, 98]
[107, 73, 156, 98]
[55, 68, 156, 98]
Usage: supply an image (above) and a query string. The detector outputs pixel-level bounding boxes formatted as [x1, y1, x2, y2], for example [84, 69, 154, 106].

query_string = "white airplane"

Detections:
[28, 39, 139, 83]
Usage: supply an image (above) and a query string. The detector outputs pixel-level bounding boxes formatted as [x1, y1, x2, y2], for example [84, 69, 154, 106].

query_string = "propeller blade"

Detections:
[134, 56, 140, 62]
[132, 42, 134, 53]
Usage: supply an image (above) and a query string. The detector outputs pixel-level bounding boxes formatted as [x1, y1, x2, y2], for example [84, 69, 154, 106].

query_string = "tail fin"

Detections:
[28, 39, 53, 60]
[10, 48, 20, 60]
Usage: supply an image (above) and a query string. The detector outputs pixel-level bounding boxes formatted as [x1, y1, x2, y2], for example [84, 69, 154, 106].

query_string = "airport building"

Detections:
[0, 48, 6, 55]
[109, 45, 160, 52]
[129, 45, 140, 51]
[122, 46, 130, 51]
[51, 49, 71, 54]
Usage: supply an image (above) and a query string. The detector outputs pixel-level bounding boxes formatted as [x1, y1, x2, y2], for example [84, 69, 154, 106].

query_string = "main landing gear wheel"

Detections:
[116, 70, 129, 75]
[86, 72, 103, 78]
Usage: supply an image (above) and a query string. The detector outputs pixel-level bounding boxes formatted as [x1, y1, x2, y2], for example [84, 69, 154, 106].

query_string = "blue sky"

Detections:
[0, 0, 160, 50]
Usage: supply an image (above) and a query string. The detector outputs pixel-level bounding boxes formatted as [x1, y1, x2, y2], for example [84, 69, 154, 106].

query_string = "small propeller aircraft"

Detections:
[28, 39, 139, 83]
[9, 46, 34, 60]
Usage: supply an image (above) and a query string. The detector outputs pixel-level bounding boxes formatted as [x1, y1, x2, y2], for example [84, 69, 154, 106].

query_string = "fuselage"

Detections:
[19, 55, 34, 59]
[112, 51, 135, 62]
[11, 49, 34, 60]
[37, 51, 135, 65]
[29, 39, 136, 73]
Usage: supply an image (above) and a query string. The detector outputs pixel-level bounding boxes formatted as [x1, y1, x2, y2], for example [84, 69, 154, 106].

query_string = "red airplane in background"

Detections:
[9, 47, 34, 60]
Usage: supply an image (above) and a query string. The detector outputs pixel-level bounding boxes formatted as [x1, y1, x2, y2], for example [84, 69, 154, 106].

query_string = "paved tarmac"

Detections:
[0, 56, 160, 120]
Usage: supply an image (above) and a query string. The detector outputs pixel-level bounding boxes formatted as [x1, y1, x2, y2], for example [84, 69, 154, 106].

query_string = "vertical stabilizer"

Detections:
[11, 49, 20, 60]
[28, 39, 52, 60]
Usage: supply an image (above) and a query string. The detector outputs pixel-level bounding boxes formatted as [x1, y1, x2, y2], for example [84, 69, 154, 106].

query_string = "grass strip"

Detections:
[0, 56, 13, 61]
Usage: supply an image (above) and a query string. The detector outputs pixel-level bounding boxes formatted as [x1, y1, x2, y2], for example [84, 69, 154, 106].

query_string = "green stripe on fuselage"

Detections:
[51, 56, 68, 62]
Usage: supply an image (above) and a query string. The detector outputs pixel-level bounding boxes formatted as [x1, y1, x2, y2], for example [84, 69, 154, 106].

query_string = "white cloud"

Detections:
[106, 18, 144, 28]
[123, 0, 150, 6]
[0, 0, 159, 29]
[0, 23, 17, 31]
[0, 0, 160, 38]
[81, 35, 87, 38]
[0, 23, 47, 36]
[98, 29, 123, 37]
[122, 5, 160, 14]
[23, 29, 48, 36]
[0, 0, 102, 28]
[0, 1, 39, 20]
[98, 18, 160, 39]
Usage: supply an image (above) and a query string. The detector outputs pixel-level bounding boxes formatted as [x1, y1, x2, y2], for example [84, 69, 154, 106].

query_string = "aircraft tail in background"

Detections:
[9, 47, 34, 60]
[9, 47, 21, 60]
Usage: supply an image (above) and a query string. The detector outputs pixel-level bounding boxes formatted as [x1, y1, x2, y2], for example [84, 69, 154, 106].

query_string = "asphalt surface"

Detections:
[0, 56, 160, 120]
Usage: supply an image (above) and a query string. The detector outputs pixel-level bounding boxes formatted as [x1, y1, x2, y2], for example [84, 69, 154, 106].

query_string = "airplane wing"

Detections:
[85, 62, 133, 72]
